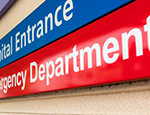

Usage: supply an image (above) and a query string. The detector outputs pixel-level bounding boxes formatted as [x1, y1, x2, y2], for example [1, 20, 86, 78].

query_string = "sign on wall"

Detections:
[0, 0, 132, 68]
[0, 0, 150, 98]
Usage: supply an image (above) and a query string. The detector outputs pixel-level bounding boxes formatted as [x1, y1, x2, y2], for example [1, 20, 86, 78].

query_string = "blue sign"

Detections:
[0, 0, 133, 68]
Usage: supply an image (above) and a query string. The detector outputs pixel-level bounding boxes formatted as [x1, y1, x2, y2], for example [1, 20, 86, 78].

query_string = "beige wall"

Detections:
[0, 0, 150, 115]
[0, 80, 150, 115]
[0, 0, 45, 39]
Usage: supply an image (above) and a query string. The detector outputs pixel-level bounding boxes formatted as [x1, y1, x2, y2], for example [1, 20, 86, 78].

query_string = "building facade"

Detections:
[0, 0, 150, 115]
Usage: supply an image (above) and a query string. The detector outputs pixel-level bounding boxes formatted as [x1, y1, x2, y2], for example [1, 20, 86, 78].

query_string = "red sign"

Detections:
[0, 0, 150, 98]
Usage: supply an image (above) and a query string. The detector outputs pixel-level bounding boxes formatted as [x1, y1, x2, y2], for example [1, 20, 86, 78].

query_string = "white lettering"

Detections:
[55, 5, 62, 26]
[46, 61, 55, 85]
[144, 15, 150, 51]
[122, 28, 143, 60]
[80, 43, 101, 70]
[103, 37, 119, 64]
[16, 32, 20, 52]
[63, 0, 73, 21]
[30, 61, 38, 83]
[39, 64, 45, 81]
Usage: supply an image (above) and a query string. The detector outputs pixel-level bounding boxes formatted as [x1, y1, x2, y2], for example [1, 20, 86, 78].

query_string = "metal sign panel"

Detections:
[0, 0, 150, 98]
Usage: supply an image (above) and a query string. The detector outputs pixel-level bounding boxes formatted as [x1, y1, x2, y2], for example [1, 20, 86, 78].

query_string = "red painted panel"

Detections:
[0, 0, 150, 98]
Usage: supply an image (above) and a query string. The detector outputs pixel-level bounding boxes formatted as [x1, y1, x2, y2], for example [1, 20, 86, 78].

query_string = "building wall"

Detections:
[0, 80, 150, 115]
[0, 1, 150, 115]
[0, 0, 45, 39]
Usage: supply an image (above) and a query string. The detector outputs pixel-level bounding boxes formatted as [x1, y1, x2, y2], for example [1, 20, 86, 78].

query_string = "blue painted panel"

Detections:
[0, 0, 133, 68]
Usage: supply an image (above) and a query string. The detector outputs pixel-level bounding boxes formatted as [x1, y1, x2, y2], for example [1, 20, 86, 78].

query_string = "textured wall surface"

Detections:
[0, 80, 150, 115]
[0, 0, 45, 39]
[0, 0, 150, 115]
